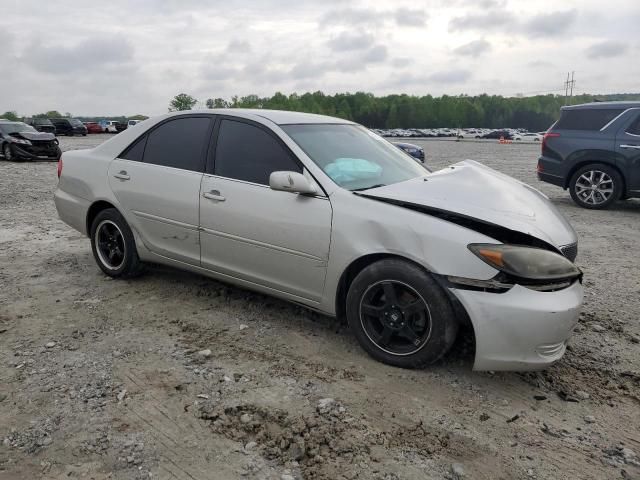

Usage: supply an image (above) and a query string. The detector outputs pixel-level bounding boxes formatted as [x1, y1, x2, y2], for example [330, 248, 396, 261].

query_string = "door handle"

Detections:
[620, 144, 640, 150]
[203, 190, 226, 202]
[113, 170, 130, 180]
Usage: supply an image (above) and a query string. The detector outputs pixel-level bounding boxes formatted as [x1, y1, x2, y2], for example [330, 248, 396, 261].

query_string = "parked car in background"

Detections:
[482, 130, 513, 140]
[26, 118, 56, 134]
[518, 133, 542, 142]
[393, 142, 425, 162]
[0, 120, 61, 161]
[105, 121, 126, 133]
[127, 119, 142, 128]
[457, 129, 483, 139]
[51, 118, 87, 136]
[537, 101, 640, 209]
[83, 122, 104, 134]
[55, 109, 583, 371]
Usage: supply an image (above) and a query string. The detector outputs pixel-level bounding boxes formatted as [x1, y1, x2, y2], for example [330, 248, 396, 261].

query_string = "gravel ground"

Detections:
[0, 134, 639, 480]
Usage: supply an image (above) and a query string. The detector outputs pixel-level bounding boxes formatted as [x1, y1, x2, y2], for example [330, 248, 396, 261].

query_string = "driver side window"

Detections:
[214, 119, 302, 185]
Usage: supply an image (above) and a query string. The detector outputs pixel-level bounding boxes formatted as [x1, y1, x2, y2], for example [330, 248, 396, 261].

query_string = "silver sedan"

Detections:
[54, 109, 583, 371]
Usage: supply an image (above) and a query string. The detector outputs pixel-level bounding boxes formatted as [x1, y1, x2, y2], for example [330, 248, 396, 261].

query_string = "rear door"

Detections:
[615, 110, 640, 193]
[108, 115, 213, 265]
[199, 117, 332, 302]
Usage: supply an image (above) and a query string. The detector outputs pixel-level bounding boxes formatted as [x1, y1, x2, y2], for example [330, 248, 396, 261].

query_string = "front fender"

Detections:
[320, 190, 500, 315]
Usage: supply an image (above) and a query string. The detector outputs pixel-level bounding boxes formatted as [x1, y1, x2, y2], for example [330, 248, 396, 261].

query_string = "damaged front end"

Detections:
[356, 160, 581, 293]
[351, 160, 584, 370]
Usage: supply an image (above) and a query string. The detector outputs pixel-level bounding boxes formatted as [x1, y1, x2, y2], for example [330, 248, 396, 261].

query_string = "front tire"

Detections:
[2, 143, 12, 161]
[90, 208, 142, 278]
[3, 143, 23, 162]
[346, 259, 458, 368]
[569, 163, 622, 209]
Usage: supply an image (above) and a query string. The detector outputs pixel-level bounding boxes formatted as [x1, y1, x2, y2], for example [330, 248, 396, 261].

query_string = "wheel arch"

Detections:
[564, 158, 626, 193]
[335, 253, 474, 331]
[86, 200, 118, 235]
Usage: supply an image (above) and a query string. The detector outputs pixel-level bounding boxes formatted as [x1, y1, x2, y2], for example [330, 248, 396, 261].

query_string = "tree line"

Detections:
[5, 91, 638, 132]
[0, 110, 148, 124]
[171, 91, 640, 131]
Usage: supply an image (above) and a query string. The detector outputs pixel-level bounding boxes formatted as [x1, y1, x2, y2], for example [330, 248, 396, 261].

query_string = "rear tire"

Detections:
[569, 163, 622, 209]
[90, 208, 143, 278]
[346, 259, 458, 368]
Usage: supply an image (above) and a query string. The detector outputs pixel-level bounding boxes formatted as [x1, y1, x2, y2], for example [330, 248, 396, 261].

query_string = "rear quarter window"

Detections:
[555, 109, 624, 131]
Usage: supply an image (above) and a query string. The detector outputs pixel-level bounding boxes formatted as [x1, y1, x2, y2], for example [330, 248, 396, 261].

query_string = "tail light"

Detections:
[57, 157, 63, 178]
[542, 132, 560, 153]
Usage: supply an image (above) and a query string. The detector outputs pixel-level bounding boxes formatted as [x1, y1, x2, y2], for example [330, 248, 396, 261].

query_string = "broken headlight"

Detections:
[468, 244, 581, 282]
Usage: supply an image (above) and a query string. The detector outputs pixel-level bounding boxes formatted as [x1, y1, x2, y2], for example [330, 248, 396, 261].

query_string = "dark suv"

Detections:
[26, 117, 56, 134]
[537, 101, 640, 209]
[50, 118, 88, 136]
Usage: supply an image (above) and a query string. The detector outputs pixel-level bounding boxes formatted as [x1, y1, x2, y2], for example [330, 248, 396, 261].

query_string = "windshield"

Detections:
[282, 124, 428, 191]
[70, 119, 83, 126]
[0, 122, 37, 134]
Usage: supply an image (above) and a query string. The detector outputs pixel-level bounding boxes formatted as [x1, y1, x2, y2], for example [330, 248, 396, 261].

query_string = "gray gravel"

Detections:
[0, 134, 638, 480]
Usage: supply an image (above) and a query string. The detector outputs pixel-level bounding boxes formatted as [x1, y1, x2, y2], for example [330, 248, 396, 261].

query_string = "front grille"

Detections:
[22, 141, 58, 156]
[560, 242, 578, 262]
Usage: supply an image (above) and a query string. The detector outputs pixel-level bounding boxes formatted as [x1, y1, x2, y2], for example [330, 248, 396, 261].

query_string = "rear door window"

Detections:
[213, 119, 301, 185]
[142, 117, 211, 172]
[625, 115, 640, 135]
[120, 135, 148, 162]
[555, 109, 624, 131]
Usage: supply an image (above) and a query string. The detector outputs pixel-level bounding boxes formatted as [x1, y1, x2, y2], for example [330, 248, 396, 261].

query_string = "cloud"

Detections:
[394, 8, 428, 27]
[327, 31, 374, 52]
[362, 45, 388, 63]
[523, 9, 577, 37]
[448, 11, 515, 32]
[428, 69, 473, 84]
[453, 39, 491, 57]
[319, 8, 386, 27]
[586, 40, 628, 59]
[23, 38, 134, 74]
[226, 39, 252, 53]
[449, 8, 577, 38]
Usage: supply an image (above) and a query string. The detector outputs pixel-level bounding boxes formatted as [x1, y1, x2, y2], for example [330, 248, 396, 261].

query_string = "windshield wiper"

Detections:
[351, 184, 386, 192]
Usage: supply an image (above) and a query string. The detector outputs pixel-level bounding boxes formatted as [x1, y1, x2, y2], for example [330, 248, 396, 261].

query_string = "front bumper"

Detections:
[13, 143, 61, 161]
[451, 281, 583, 371]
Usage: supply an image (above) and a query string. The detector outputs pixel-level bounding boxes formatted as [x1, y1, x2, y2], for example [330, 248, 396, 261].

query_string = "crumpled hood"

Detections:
[361, 160, 577, 248]
[11, 131, 56, 141]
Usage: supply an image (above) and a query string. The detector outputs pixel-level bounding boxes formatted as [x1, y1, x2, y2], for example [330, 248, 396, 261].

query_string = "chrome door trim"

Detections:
[600, 108, 631, 131]
[199, 225, 326, 262]
[201, 173, 329, 200]
[620, 144, 640, 150]
[132, 210, 199, 231]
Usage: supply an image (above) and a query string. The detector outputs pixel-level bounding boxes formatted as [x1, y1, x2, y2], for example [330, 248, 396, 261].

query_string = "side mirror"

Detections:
[269, 171, 317, 195]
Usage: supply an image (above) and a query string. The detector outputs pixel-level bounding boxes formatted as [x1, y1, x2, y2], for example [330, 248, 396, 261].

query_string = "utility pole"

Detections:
[564, 72, 576, 105]
[569, 71, 575, 102]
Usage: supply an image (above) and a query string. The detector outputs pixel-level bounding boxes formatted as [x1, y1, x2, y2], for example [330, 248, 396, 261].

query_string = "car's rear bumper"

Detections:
[537, 156, 566, 188]
[54, 188, 90, 236]
[450, 281, 583, 371]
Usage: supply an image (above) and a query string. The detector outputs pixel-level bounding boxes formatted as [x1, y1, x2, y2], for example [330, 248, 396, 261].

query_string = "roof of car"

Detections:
[167, 108, 354, 125]
[563, 101, 640, 110]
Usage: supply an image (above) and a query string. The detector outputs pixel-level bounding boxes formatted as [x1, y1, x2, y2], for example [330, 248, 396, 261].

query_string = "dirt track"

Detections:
[1, 135, 639, 480]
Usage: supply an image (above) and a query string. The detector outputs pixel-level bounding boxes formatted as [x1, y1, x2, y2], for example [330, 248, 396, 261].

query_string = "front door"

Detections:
[615, 111, 640, 194]
[199, 118, 332, 302]
[108, 116, 213, 265]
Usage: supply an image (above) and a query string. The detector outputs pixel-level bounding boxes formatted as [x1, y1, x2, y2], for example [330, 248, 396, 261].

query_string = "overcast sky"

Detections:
[1, 0, 638, 116]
